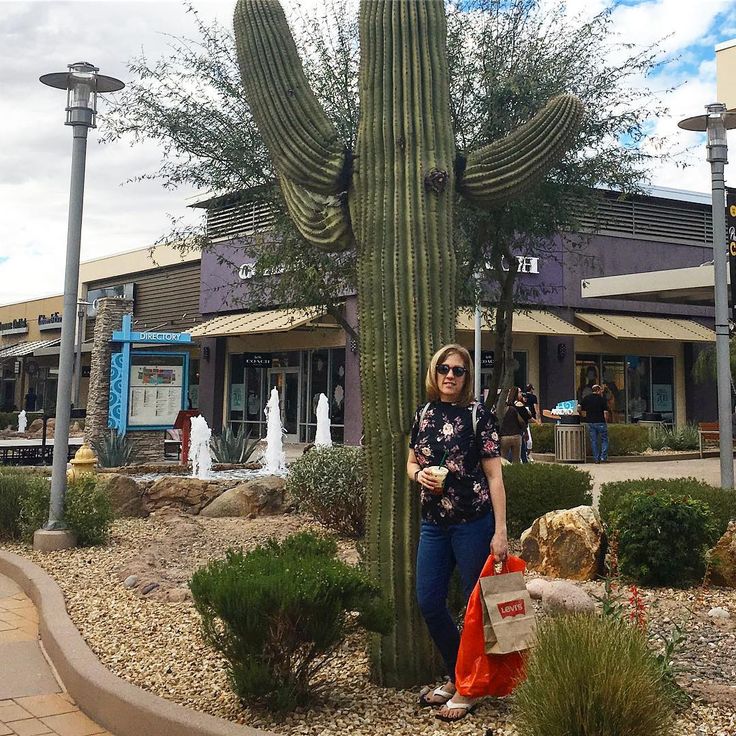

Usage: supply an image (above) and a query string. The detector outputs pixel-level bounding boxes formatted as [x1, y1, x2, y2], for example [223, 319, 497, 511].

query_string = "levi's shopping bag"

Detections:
[480, 563, 536, 654]
[455, 555, 531, 698]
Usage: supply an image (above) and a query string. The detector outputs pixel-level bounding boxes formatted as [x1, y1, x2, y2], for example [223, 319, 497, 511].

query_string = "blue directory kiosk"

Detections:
[108, 314, 193, 434]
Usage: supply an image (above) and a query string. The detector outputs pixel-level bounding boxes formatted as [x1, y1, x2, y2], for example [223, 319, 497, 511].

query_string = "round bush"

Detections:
[19, 474, 113, 546]
[599, 477, 736, 538]
[502, 462, 592, 538]
[513, 614, 674, 736]
[285, 445, 366, 538]
[617, 492, 717, 586]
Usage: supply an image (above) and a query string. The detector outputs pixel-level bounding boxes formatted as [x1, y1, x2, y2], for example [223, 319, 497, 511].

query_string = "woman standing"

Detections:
[499, 387, 531, 463]
[407, 344, 508, 722]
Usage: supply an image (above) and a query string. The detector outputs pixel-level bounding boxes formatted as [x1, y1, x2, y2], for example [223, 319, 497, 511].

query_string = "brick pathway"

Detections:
[0, 574, 112, 736]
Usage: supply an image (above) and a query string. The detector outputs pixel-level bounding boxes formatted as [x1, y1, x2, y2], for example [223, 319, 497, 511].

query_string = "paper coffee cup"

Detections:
[427, 465, 449, 492]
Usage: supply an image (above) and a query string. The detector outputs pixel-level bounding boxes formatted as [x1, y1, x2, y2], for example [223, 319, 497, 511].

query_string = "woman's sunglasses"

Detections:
[437, 364, 468, 377]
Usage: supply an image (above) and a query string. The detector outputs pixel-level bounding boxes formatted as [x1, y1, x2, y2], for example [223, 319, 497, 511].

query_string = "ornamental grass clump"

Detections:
[0, 470, 47, 540]
[190, 532, 392, 711]
[513, 614, 674, 736]
[285, 445, 366, 537]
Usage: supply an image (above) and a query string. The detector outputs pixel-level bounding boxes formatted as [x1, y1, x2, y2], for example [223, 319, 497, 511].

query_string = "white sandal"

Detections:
[435, 696, 480, 722]
[418, 684, 455, 707]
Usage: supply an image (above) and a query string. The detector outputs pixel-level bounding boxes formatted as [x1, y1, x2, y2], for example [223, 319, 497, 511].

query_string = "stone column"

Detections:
[84, 297, 133, 449]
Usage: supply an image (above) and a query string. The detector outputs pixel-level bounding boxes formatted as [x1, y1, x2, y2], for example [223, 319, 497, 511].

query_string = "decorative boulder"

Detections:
[710, 521, 736, 588]
[542, 580, 596, 615]
[200, 475, 286, 518]
[144, 476, 228, 513]
[520, 505, 606, 581]
[98, 473, 147, 518]
[526, 577, 552, 601]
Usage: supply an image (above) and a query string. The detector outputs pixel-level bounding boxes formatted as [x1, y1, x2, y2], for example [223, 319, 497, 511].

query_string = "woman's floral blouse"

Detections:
[409, 400, 500, 527]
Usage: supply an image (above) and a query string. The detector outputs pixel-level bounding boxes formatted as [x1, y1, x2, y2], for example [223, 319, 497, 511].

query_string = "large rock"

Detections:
[200, 475, 285, 518]
[542, 580, 596, 615]
[144, 476, 229, 513]
[97, 473, 147, 518]
[520, 505, 606, 581]
[710, 521, 736, 587]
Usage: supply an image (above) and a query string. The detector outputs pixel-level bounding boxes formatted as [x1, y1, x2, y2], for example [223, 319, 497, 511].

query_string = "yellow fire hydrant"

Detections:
[67, 442, 98, 481]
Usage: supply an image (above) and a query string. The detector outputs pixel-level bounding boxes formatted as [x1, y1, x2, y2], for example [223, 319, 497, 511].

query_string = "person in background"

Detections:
[499, 387, 531, 463]
[521, 383, 541, 463]
[579, 384, 609, 463]
[24, 388, 37, 412]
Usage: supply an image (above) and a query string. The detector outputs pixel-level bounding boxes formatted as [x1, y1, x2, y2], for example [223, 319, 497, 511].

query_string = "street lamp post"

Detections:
[679, 103, 736, 490]
[34, 63, 124, 552]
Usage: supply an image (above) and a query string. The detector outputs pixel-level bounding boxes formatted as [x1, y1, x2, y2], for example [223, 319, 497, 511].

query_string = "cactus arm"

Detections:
[279, 177, 353, 251]
[233, 0, 347, 194]
[458, 94, 584, 207]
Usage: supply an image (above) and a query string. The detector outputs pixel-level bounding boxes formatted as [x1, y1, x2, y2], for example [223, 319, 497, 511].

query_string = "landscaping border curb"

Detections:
[0, 550, 276, 736]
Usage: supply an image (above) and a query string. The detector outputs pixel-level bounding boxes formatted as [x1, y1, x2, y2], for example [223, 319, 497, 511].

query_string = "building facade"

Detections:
[193, 187, 717, 444]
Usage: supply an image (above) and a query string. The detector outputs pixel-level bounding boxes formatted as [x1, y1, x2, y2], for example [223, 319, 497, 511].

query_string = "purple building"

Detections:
[192, 187, 717, 444]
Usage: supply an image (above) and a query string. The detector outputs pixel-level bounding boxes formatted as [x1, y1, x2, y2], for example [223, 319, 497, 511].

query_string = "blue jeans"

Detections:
[587, 422, 609, 461]
[416, 513, 494, 678]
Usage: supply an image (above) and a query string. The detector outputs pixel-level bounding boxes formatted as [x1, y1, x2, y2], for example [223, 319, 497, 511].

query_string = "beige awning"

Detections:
[189, 307, 329, 338]
[575, 312, 715, 342]
[456, 309, 588, 336]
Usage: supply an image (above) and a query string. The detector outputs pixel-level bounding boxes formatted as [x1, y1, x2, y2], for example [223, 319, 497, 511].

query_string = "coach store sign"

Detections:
[38, 312, 63, 331]
[0, 318, 28, 336]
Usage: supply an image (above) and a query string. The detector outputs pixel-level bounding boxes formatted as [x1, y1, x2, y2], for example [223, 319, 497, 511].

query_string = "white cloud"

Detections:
[1, 0, 736, 304]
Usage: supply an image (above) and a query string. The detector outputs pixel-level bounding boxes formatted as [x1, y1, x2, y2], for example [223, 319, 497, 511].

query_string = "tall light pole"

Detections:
[34, 63, 124, 552]
[679, 103, 736, 490]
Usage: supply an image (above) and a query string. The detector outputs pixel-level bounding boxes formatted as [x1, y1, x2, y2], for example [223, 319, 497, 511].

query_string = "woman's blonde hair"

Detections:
[425, 343, 475, 407]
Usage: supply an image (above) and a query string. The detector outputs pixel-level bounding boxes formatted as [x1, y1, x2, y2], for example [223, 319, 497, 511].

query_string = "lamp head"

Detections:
[40, 61, 124, 128]
[677, 103, 736, 165]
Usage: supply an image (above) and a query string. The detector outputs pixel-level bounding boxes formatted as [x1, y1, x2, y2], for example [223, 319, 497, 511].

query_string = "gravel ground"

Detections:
[3, 512, 736, 736]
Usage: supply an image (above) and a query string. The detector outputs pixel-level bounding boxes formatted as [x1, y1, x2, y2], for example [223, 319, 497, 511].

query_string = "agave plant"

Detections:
[210, 426, 261, 464]
[91, 429, 135, 468]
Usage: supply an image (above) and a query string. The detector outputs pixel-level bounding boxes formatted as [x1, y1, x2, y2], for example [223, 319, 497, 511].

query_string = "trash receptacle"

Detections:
[555, 423, 586, 462]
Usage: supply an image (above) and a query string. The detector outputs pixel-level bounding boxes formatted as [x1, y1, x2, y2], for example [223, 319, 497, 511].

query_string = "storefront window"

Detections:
[188, 359, 199, 409]
[479, 351, 528, 404]
[575, 353, 675, 423]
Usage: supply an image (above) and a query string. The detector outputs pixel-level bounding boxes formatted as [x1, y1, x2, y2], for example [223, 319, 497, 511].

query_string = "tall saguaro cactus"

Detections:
[234, 0, 583, 686]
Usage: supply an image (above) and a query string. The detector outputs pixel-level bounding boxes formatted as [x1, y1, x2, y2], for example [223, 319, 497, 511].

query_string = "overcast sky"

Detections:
[1, 0, 735, 305]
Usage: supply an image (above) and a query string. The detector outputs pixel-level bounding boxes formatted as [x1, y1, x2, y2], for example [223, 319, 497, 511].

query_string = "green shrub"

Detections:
[617, 492, 717, 586]
[190, 532, 392, 710]
[513, 614, 674, 736]
[18, 475, 113, 546]
[210, 426, 260, 464]
[532, 423, 648, 456]
[529, 423, 554, 453]
[0, 471, 48, 540]
[285, 445, 366, 538]
[91, 430, 135, 468]
[599, 477, 736, 538]
[501, 463, 592, 538]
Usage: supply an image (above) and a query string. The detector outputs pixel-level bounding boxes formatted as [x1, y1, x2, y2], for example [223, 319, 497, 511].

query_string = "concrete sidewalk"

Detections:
[566, 456, 733, 504]
[0, 573, 111, 736]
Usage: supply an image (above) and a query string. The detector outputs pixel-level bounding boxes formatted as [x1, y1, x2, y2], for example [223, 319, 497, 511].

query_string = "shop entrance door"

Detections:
[268, 368, 300, 442]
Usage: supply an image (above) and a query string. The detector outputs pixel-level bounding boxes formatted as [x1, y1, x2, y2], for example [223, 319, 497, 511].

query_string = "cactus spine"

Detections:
[234, 0, 583, 686]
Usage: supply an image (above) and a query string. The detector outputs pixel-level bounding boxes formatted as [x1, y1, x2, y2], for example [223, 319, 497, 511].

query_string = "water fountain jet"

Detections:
[263, 387, 286, 475]
[314, 393, 332, 447]
[190, 415, 213, 480]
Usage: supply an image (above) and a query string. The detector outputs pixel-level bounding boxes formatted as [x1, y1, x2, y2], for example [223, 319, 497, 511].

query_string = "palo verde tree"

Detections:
[232, 0, 581, 686]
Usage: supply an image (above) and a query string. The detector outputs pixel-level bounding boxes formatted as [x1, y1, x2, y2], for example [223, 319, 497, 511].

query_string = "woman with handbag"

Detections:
[406, 343, 508, 722]
[499, 387, 531, 463]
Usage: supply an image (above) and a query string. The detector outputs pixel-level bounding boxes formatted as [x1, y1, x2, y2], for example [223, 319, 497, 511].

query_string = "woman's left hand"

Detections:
[490, 529, 508, 561]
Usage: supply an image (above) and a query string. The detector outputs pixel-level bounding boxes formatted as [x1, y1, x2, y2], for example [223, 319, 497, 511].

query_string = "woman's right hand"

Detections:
[417, 468, 444, 495]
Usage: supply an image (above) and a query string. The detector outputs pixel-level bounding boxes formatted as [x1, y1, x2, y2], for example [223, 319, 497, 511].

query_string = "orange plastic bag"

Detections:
[455, 555, 528, 698]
